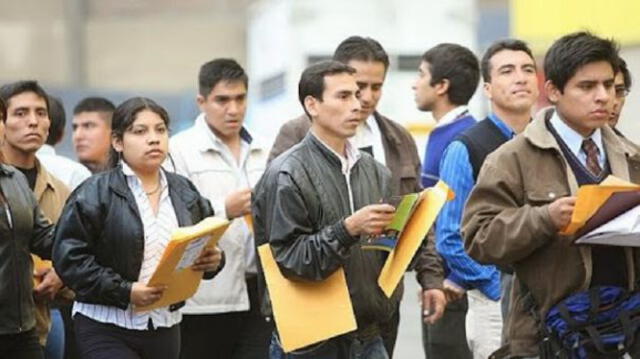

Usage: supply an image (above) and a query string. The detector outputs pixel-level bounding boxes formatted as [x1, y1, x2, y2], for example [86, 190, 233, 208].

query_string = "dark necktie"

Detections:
[581, 138, 602, 177]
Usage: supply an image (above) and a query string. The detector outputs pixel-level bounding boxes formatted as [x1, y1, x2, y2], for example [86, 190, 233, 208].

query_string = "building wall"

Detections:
[0, 0, 252, 92]
[246, 0, 480, 154]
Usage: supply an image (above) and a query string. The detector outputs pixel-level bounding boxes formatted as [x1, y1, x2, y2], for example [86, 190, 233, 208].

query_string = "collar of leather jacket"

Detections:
[304, 133, 350, 169]
[0, 164, 15, 177]
[105, 165, 201, 225]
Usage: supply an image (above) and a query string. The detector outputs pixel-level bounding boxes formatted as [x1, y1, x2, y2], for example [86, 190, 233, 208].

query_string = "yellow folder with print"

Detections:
[136, 216, 230, 311]
[561, 176, 640, 235]
[378, 180, 454, 297]
[258, 244, 356, 353]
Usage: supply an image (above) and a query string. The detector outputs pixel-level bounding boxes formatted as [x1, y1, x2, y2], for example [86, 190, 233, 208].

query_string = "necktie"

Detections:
[581, 138, 602, 177]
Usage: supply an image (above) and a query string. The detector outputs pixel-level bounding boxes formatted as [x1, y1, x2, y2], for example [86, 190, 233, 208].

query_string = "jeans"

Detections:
[44, 308, 65, 359]
[269, 332, 388, 359]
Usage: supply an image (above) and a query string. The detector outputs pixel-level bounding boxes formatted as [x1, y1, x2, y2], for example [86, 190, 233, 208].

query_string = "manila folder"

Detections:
[136, 216, 230, 312]
[257, 244, 356, 353]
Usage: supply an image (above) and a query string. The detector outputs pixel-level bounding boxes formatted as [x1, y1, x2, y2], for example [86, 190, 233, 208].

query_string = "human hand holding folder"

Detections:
[135, 216, 230, 312]
[559, 175, 640, 246]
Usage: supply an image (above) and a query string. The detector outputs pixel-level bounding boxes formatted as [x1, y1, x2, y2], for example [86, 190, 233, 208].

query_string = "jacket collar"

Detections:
[108, 164, 196, 223]
[0, 163, 15, 177]
[373, 111, 402, 146]
[193, 113, 267, 154]
[525, 107, 637, 181]
[303, 132, 349, 170]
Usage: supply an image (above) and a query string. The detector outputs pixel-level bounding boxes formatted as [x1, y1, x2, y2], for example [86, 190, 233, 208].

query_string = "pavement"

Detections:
[393, 274, 425, 358]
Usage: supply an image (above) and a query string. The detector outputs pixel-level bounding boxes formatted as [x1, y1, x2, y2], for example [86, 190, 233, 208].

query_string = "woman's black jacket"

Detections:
[53, 166, 223, 311]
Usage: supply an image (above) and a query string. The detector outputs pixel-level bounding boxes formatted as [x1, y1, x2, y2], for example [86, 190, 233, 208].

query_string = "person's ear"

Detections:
[483, 81, 492, 100]
[304, 96, 320, 118]
[545, 80, 561, 104]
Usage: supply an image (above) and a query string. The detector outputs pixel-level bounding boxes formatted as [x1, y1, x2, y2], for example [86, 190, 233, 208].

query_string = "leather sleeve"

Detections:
[52, 194, 132, 310]
[414, 229, 445, 290]
[29, 194, 55, 260]
[267, 172, 359, 282]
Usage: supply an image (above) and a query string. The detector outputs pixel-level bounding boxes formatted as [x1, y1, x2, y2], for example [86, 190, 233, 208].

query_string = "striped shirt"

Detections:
[435, 113, 514, 301]
[73, 162, 181, 330]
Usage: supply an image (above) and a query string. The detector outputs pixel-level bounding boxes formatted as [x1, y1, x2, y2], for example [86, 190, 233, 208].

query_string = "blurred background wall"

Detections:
[0, 0, 637, 158]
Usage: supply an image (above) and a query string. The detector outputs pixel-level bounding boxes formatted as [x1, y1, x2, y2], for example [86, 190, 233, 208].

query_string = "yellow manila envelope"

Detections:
[561, 175, 640, 235]
[136, 216, 230, 312]
[378, 180, 454, 297]
[32, 254, 52, 287]
[257, 244, 356, 353]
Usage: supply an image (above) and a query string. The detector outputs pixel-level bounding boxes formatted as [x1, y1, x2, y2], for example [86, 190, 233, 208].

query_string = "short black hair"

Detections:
[73, 97, 115, 117]
[298, 61, 356, 117]
[481, 39, 535, 82]
[617, 57, 632, 90]
[422, 43, 480, 106]
[333, 36, 390, 71]
[0, 80, 49, 116]
[544, 31, 619, 93]
[46, 96, 66, 145]
[198, 58, 248, 98]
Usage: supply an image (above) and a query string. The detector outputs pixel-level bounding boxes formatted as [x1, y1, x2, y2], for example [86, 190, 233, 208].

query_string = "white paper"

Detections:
[576, 205, 640, 246]
[585, 205, 640, 237]
[176, 235, 210, 270]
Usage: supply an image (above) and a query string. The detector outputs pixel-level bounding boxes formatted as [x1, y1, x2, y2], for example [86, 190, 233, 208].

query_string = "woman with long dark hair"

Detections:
[53, 97, 224, 359]
[0, 97, 58, 359]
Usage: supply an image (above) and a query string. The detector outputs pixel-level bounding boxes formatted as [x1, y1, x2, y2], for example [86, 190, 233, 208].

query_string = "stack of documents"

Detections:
[562, 176, 640, 247]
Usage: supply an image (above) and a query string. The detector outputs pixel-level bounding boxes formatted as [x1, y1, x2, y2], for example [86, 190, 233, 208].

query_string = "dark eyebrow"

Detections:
[497, 64, 515, 71]
[214, 95, 231, 101]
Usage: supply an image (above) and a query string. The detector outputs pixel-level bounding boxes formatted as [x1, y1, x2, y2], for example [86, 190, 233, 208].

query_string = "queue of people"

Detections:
[0, 30, 638, 359]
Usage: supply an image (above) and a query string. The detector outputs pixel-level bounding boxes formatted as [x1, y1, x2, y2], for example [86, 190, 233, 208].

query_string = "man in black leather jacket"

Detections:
[253, 61, 402, 359]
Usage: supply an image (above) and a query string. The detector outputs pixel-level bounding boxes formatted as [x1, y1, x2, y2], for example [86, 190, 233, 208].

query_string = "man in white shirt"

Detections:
[169, 58, 270, 359]
[37, 95, 91, 190]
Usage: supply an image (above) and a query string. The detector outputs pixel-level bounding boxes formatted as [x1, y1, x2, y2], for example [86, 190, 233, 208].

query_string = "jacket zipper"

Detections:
[5, 203, 23, 332]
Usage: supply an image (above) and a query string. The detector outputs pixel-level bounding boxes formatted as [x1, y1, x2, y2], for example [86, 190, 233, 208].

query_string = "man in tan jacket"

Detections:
[463, 32, 640, 358]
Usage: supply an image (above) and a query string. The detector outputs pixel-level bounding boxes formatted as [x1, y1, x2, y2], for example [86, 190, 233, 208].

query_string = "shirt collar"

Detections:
[550, 110, 605, 159]
[37, 144, 56, 156]
[488, 112, 517, 139]
[195, 113, 257, 153]
[121, 161, 167, 189]
[436, 106, 469, 128]
[310, 131, 361, 174]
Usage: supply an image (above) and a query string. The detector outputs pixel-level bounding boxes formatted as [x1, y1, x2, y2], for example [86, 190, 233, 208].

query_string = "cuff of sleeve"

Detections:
[477, 270, 502, 301]
[536, 204, 558, 242]
[417, 271, 444, 290]
[203, 250, 226, 280]
[115, 281, 132, 310]
[334, 220, 360, 247]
